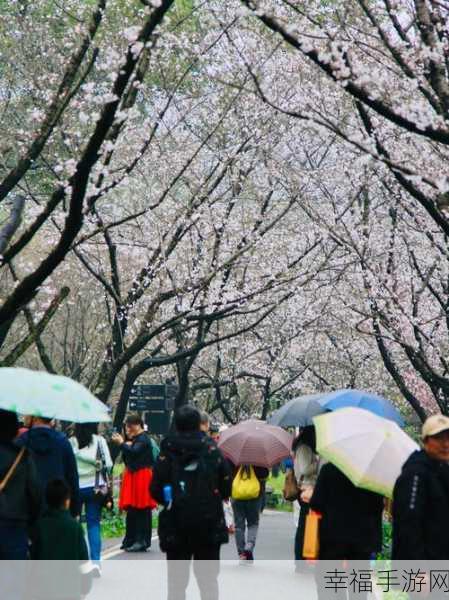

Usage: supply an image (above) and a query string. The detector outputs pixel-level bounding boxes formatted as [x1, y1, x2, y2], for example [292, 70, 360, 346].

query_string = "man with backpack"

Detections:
[151, 406, 231, 600]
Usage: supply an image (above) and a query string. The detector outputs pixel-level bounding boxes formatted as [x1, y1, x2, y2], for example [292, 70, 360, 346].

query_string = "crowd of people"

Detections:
[1, 403, 449, 599]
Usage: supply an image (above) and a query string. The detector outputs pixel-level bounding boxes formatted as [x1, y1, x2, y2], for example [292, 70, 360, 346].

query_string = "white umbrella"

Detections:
[313, 407, 418, 498]
[0, 367, 110, 423]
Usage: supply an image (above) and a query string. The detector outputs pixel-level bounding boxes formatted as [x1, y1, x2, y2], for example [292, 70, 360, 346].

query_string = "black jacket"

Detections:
[18, 427, 80, 517]
[121, 432, 154, 472]
[151, 432, 231, 504]
[310, 463, 384, 554]
[151, 431, 231, 551]
[392, 449, 449, 560]
[0, 441, 42, 526]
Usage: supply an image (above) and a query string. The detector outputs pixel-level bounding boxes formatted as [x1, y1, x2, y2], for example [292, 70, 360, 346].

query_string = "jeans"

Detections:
[166, 544, 220, 600]
[232, 498, 261, 555]
[80, 487, 102, 562]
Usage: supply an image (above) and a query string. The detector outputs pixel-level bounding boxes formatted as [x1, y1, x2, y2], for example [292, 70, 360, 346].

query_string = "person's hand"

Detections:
[125, 441, 132, 446]
[111, 433, 124, 445]
[300, 486, 314, 503]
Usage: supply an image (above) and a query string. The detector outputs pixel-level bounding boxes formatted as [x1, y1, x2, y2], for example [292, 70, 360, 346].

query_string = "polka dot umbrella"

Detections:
[0, 367, 110, 422]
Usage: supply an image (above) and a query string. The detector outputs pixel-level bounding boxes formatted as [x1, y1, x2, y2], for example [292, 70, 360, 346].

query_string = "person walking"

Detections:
[392, 414, 449, 561]
[0, 409, 42, 559]
[112, 414, 157, 552]
[229, 461, 269, 563]
[69, 423, 112, 569]
[30, 479, 93, 600]
[291, 426, 320, 570]
[151, 405, 231, 600]
[18, 416, 80, 517]
[310, 462, 383, 600]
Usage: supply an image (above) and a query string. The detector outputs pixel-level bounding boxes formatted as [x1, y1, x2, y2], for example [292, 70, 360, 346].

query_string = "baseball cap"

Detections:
[422, 414, 449, 439]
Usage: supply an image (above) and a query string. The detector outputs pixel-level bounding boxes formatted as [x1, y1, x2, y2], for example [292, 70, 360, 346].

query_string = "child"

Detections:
[31, 479, 93, 599]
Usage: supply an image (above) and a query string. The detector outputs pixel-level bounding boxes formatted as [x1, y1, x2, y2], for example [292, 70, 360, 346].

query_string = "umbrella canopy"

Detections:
[268, 394, 325, 427]
[218, 420, 293, 468]
[317, 389, 404, 426]
[0, 367, 110, 423]
[313, 407, 418, 498]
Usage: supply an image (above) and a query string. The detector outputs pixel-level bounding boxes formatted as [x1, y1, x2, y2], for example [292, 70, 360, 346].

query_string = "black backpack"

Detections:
[158, 444, 228, 551]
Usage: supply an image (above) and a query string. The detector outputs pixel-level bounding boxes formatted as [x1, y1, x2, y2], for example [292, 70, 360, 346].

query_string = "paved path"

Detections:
[93, 511, 318, 600]
[103, 509, 295, 561]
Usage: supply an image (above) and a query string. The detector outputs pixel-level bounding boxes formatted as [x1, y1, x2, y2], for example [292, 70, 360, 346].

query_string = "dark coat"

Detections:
[0, 441, 42, 526]
[151, 431, 231, 551]
[121, 432, 154, 472]
[151, 432, 231, 504]
[30, 509, 91, 600]
[392, 449, 449, 560]
[310, 463, 384, 554]
[18, 427, 80, 517]
[31, 508, 88, 560]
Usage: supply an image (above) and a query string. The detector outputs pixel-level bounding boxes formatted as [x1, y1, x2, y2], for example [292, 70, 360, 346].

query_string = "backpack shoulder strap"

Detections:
[0, 447, 26, 493]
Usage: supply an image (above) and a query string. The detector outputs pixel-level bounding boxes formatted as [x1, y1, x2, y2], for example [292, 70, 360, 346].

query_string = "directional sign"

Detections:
[127, 384, 178, 411]
[129, 384, 165, 399]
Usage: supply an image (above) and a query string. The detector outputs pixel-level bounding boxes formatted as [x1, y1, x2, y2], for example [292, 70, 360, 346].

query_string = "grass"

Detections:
[100, 509, 159, 539]
[265, 470, 293, 512]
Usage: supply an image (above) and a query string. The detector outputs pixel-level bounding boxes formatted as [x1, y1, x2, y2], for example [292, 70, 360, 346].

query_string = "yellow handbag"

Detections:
[231, 465, 261, 500]
[302, 510, 322, 559]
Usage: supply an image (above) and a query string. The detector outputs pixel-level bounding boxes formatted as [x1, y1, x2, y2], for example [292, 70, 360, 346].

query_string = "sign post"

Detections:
[127, 383, 177, 435]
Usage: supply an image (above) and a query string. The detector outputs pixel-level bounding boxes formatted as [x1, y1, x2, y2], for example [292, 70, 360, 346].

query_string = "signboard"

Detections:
[145, 410, 172, 436]
[128, 383, 177, 412]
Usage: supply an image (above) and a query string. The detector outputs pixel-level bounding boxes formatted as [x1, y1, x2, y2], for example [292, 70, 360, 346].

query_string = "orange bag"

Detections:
[302, 510, 322, 559]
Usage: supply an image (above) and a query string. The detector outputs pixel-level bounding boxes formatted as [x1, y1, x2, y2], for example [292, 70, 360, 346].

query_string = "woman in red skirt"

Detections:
[112, 415, 156, 552]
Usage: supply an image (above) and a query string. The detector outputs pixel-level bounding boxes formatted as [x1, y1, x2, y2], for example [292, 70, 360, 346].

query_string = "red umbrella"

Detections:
[218, 419, 293, 467]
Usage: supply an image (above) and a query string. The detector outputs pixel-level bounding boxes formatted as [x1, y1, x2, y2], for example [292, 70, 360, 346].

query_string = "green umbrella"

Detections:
[0, 367, 110, 423]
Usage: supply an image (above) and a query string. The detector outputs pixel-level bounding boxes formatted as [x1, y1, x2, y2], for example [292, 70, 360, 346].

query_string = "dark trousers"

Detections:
[0, 522, 28, 559]
[0, 523, 28, 600]
[123, 507, 152, 547]
[232, 498, 261, 555]
[294, 500, 309, 561]
[316, 544, 371, 600]
[166, 544, 220, 600]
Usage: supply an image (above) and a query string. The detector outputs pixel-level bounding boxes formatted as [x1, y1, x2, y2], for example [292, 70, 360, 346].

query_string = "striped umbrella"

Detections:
[218, 419, 293, 467]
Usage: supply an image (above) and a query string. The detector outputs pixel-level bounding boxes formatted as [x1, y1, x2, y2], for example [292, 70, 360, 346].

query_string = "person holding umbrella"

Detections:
[310, 407, 417, 600]
[18, 415, 80, 518]
[0, 367, 112, 519]
[218, 419, 292, 563]
[229, 461, 269, 563]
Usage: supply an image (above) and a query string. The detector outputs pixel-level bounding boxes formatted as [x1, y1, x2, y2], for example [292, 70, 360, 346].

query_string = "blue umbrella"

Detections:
[268, 394, 324, 427]
[317, 389, 404, 426]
